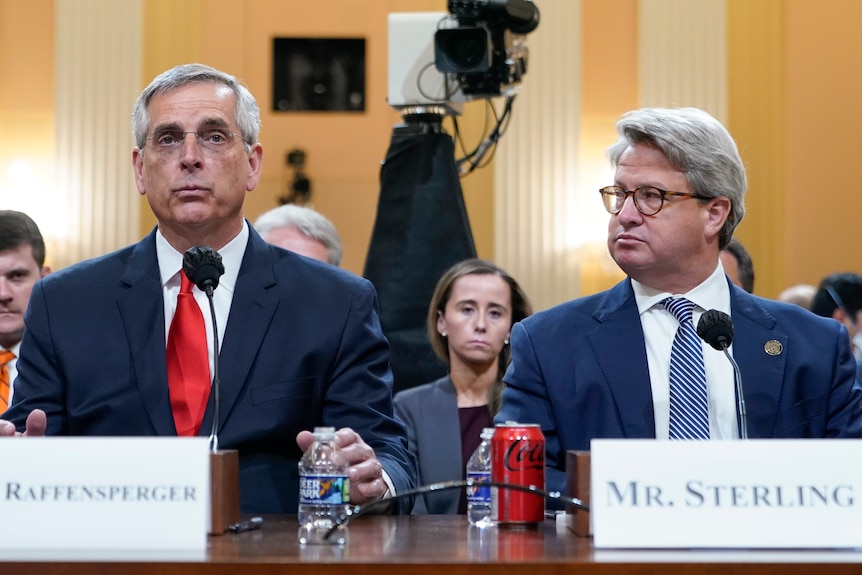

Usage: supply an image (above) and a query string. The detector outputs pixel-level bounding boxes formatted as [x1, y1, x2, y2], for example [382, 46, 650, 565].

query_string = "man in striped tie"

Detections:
[496, 107, 862, 498]
[0, 211, 51, 413]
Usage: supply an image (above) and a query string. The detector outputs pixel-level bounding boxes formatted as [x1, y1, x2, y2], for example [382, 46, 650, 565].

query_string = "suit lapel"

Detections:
[425, 379, 461, 485]
[199, 230, 279, 435]
[116, 231, 177, 435]
[729, 287, 785, 438]
[587, 280, 657, 438]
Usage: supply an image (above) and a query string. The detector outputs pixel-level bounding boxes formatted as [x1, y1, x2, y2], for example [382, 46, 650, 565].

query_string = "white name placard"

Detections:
[591, 439, 862, 549]
[0, 437, 210, 552]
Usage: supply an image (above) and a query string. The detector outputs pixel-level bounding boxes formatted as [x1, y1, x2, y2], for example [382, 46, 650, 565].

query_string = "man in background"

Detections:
[0, 64, 415, 514]
[719, 237, 755, 293]
[497, 107, 862, 496]
[0, 211, 51, 410]
[253, 203, 342, 266]
[810, 272, 862, 382]
[778, 283, 817, 308]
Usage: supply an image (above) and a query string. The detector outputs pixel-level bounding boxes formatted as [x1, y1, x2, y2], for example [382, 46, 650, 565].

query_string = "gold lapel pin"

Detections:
[764, 340, 783, 356]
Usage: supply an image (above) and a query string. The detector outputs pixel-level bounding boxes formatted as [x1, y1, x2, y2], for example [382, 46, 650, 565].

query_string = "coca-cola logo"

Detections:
[503, 438, 544, 471]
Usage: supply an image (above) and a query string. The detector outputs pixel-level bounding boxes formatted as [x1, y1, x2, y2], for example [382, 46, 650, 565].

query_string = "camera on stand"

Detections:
[369, 1, 540, 394]
[387, 0, 539, 118]
[435, 0, 539, 99]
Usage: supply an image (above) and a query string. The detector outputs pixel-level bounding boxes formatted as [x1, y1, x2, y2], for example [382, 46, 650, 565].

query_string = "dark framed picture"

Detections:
[272, 38, 366, 112]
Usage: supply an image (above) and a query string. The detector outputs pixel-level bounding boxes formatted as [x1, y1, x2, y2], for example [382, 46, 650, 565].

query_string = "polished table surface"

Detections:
[4, 514, 862, 574]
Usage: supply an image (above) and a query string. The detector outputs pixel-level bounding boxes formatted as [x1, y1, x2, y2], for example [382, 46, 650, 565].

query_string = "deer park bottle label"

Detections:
[490, 422, 545, 526]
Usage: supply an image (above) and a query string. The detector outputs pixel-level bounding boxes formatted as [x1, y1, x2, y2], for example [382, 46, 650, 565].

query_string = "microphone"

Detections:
[696, 309, 748, 440]
[183, 246, 224, 298]
[182, 246, 225, 451]
[323, 478, 589, 541]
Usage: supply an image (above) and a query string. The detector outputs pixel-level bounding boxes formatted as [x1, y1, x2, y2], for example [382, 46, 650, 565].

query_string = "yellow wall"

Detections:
[727, 0, 785, 298]
[782, 0, 862, 289]
[3, 0, 862, 291]
[0, 0, 55, 265]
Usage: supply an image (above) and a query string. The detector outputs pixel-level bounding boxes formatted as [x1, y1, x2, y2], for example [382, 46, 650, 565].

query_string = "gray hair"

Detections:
[607, 107, 746, 249]
[254, 204, 343, 266]
[131, 63, 260, 152]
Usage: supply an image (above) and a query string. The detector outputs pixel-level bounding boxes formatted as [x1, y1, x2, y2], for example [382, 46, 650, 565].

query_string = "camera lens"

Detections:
[434, 28, 492, 73]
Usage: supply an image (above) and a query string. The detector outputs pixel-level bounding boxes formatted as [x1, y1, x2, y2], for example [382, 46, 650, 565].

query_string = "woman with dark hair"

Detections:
[393, 258, 532, 514]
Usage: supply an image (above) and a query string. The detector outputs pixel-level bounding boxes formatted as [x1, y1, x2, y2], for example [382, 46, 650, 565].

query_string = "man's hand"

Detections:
[0, 409, 47, 437]
[296, 427, 388, 505]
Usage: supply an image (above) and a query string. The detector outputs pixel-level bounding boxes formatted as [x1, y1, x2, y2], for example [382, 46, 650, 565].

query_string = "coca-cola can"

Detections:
[490, 422, 545, 526]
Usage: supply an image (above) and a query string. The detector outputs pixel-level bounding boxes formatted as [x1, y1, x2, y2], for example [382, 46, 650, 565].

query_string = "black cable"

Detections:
[457, 95, 515, 175]
[323, 478, 589, 541]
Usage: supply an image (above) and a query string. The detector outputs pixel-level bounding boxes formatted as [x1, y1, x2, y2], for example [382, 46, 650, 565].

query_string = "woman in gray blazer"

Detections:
[393, 259, 532, 514]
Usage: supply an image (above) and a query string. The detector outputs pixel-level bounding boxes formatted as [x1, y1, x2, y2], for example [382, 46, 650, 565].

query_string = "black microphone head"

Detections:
[182, 246, 225, 293]
[696, 309, 734, 351]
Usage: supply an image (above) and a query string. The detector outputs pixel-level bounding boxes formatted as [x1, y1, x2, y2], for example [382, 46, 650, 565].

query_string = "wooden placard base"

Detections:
[565, 450, 591, 537]
[209, 449, 240, 535]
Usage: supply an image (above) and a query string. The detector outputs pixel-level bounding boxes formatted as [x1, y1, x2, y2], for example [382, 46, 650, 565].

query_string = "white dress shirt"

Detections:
[632, 261, 739, 440]
[156, 223, 248, 376]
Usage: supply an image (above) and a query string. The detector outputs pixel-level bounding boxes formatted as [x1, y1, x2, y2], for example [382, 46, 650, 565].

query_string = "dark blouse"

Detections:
[457, 405, 493, 513]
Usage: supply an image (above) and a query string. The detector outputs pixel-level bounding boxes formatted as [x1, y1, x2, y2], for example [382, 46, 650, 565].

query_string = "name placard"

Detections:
[0, 437, 210, 552]
[590, 439, 862, 549]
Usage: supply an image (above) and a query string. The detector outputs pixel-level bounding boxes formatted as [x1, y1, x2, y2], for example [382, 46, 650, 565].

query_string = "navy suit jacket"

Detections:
[497, 278, 862, 495]
[393, 376, 462, 514]
[4, 226, 416, 514]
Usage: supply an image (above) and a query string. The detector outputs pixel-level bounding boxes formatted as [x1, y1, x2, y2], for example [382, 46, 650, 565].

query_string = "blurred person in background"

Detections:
[810, 272, 862, 381]
[719, 237, 754, 293]
[777, 284, 817, 309]
[254, 203, 342, 266]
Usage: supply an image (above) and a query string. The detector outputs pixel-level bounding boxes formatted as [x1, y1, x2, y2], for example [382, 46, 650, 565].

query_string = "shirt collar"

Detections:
[155, 221, 249, 293]
[632, 259, 732, 316]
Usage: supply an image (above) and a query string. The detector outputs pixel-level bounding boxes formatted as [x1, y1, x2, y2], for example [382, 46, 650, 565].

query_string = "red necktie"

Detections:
[167, 270, 211, 436]
[0, 350, 15, 410]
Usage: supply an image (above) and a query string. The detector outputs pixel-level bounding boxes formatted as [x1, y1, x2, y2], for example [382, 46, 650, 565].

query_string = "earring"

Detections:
[504, 339, 510, 346]
[441, 332, 447, 338]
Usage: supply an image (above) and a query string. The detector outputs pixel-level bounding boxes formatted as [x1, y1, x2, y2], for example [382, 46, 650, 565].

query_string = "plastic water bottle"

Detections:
[466, 427, 495, 527]
[298, 427, 350, 545]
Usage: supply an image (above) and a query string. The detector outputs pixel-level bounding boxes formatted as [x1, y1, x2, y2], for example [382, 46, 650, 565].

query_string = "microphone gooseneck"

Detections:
[323, 479, 589, 541]
[182, 246, 226, 452]
[696, 309, 748, 440]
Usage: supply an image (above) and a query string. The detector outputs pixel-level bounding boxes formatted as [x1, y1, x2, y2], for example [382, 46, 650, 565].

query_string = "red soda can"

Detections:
[490, 422, 545, 526]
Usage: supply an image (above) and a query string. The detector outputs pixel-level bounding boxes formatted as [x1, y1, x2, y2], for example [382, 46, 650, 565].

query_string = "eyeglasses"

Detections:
[599, 185, 712, 216]
[146, 129, 238, 156]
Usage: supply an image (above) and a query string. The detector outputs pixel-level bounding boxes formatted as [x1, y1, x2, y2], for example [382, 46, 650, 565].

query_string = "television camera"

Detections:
[387, 0, 540, 115]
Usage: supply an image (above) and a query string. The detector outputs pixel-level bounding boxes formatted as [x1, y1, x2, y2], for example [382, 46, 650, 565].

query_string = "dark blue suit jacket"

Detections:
[497, 278, 862, 495]
[4, 226, 416, 514]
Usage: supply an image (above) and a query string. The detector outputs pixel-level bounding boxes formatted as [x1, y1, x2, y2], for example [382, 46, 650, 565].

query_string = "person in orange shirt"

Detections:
[0, 211, 51, 411]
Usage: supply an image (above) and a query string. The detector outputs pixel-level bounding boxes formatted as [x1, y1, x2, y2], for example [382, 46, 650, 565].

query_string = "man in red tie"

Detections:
[0, 211, 51, 412]
[0, 64, 415, 515]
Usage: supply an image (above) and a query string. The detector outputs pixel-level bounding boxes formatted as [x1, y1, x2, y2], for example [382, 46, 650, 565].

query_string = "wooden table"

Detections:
[3, 514, 862, 574]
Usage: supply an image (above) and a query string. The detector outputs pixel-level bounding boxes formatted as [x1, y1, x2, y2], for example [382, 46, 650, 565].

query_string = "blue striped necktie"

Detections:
[663, 297, 710, 440]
